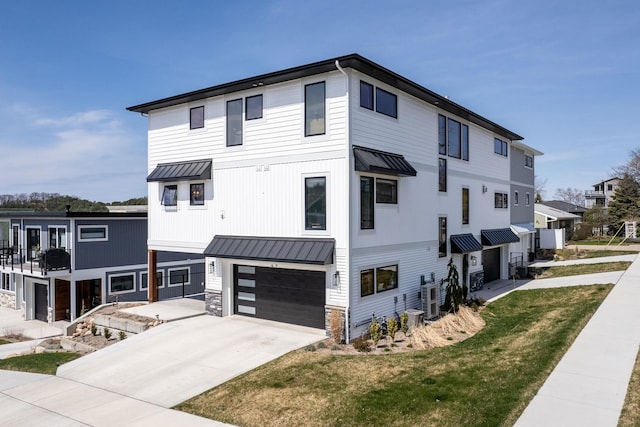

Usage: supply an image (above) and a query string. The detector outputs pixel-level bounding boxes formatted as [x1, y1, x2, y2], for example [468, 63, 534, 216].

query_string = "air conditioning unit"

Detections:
[421, 283, 440, 320]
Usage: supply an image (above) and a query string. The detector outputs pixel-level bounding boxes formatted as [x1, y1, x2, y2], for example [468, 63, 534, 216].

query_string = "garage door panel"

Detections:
[482, 248, 501, 283]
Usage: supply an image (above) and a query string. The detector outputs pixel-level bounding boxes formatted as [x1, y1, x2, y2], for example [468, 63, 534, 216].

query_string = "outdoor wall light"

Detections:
[482, 185, 488, 194]
[470, 256, 477, 266]
[333, 270, 341, 287]
[208, 261, 215, 274]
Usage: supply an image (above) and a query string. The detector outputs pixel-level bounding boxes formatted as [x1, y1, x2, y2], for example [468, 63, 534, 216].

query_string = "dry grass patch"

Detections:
[619, 347, 640, 427]
[411, 306, 484, 350]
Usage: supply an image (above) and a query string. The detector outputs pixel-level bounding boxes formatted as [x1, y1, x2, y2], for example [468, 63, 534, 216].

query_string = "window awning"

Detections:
[147, 159, 212, 182]
[203, 235, 335, 265]
[450, 234, 483, 253]
[353, 146, 417, 176]
[481, 228, 520, 246]
[511, 223, 536, 235]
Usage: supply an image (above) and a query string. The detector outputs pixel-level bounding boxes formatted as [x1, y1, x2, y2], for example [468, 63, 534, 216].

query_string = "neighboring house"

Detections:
[534, 203, 581, 245]
[0, 211, 203, 325]
[127, 54, 541, 341]
[510, 141, 543, 267]
[585, 177, 620, 208]
[544, 200, 587, 222]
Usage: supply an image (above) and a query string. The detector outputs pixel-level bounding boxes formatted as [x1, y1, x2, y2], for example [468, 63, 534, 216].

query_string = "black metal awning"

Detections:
[450, 234, 483, 253]
[481, 228, 520, 246]
[203, 235, 335, 265]
[147, 159, 212, 182]
[353, 146, 417, 176]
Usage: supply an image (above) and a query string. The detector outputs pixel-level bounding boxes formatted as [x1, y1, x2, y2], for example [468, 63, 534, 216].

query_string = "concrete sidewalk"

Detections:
[515, 254, 640, 426]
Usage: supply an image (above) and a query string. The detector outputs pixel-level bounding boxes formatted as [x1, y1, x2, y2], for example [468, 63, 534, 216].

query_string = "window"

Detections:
[245, 95, 263, 120]
[1, 273, 10, 291]
[514, 191, 519, 206]
[227, 99, 243, 146]
[169, 268, 190, 286]
[607, 184, 613, 191]
[141, 271, 163, 289]
[526, 192, 531, 206]
[439, 217, 447, 257]
[494, 192, 508, 209]
[462, 188, 469, 225]
[360, 177, 374, 230]
[439, 158, 447, 192]
[360, 81, 374, 110]
[190, 183, 204, 206]
[305, 176, 326, 230]
[190, 106, 204, 129]
[78, 225, 108, 242]
[305, 82, 325, 136]
[49, 226, 67, 249]
[439, 115, 469, 161]
[162, 185, 177, 206]
[525, 155, 533, 168]
[360, 265, 398, 297]
[109, 274, 135, 293]
[376, 179, 397, 204]
[375, 88, 397, 118]
[494, 138, 508, 157]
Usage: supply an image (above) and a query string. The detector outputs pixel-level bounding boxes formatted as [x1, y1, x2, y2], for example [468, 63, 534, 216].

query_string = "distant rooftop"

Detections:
[106, 205, 148, 213]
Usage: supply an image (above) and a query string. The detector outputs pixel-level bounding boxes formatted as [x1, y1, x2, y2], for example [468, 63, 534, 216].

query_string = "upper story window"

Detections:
[79, 225, 108, 242]
[494, 192, 508, 209]
[227, 99, 243, 146]
[526, 192, 531, 206]
[162, 185, 178, 206]
[190, 183, 204, 206]
[360, 81, 397, 119]
[360, 176, 374, 230]
[525, 154, 533, 168]
[514, 191, 519, 206]
[438, 217, 447, 257]
[439, 114, 469, 161]
[49, 226, 67, 249]
[245, 95, 263, 120]
[376, 178, 397, 204]
[305, 82, 325, 136]
[462, 188, 469, 225]
[439, 158, 447, 192]
[494, 138, 508, 157]
[190, 106, 204, 130]
[305, 176, 326, 230]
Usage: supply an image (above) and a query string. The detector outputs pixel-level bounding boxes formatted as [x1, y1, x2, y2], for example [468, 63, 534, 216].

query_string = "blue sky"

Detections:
[1, 0, 638, 202]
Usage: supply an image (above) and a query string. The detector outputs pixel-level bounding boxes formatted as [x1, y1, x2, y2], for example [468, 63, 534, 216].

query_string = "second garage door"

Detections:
[482, 247, 501, 283]
[234, 265, 326, 329]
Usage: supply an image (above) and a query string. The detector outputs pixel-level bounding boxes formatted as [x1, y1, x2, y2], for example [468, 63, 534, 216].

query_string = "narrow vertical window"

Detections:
[226, 99, 243, 146]
[514, 191, 519, 206]
[190, 183, 205, 206]
[360, 81, 374, 110]
[305, 82, 325, 136]
[447, 118, 461, 159]
[526, 192, 531, 206]
[438, 114, 447, 155]
[462, 188, 469, 225]
[360, 269, 374, 297]
[305, 177, 326, 230]
[245, 95, 263, 120]
[438, 217, 447, 257]
[360, 176, 374, 229]
[190, 106, 204, 129]
[462, 124, 469, 161]
[439, 158, 447, 192]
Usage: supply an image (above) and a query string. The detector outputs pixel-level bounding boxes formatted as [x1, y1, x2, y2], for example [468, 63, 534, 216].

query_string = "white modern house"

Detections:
[128, 54, 540, 341]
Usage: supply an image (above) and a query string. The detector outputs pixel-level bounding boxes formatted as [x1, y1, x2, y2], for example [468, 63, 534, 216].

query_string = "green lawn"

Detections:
[0, 352, 81, 375]
[177, 285, 612, 427]
[540, 262, 631, 278]
[0, 339, 10, 345]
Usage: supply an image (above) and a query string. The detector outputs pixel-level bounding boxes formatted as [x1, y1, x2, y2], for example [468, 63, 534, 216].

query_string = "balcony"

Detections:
[1, 242, 72, 276]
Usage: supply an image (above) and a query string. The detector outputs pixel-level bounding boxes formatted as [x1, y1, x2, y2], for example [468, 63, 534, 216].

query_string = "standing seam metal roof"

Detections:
[147, 159, 212, 182]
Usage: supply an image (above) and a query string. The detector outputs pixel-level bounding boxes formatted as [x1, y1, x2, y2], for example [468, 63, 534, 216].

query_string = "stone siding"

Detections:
[205, 289, 222, 317]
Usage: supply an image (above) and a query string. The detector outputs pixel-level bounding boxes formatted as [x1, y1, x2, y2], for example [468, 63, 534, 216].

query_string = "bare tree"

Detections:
[553, 187, 585, 206]
[535, 176, 547, 202]
[613, 148, 640, 183]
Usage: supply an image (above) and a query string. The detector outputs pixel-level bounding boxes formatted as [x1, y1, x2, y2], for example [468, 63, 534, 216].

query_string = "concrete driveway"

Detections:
[57, 314, 325, 408]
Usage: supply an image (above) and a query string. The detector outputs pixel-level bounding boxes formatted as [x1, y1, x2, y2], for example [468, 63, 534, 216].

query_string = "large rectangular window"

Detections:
[245, 95, 263, 120]
[462, 188, 469, 225]
[360, 176, 374, 230]
[494, 138, 508, 157]
[305, 82, 325, 136]
[162, 185, 177, 206]
[494, 192, 508, 208]
[360, 81, 374, 110]
[360, 264, 399, 297]
[376, 178, 397, 204]
[78, 226, 108, 242]
[447, 118, 462, 159]
[439, 158, 447, 192]
[190, 183, 204, 206]
[226, 99, 243, 146]
[439, 217, 447, 257]
[439, 115, 469, 161]
[305, 176, 326, 230]
[190, 106, 204, 129]
[375, 87, 397, 118]
[109, 274, 135, 294]
[169, 268, 190, 286]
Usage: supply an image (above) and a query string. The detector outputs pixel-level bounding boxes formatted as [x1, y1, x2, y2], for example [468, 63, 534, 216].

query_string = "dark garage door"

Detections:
[234, 265, 325, 329]
[35, 283, 49, 322]
[482, 247, 501, 283]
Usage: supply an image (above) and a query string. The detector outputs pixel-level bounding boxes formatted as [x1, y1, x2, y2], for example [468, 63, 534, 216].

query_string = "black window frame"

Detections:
[162, 185, 177, 206]
[141, 271, 163, 290]
[525, 154, 533, 168]
[305, 81, 326, 137]
[438, 114, 447, 155]
[462, 187, 469, 225]
[376, 178, 397, 204]
[439, 158, 447, 192]
[494, 192, 509, 209]
[360, 176, 374, 230]
[447, 118, 462, 159]
[226, 98, 243, 147]
[109, 274, 135, 294]
[439, 114, 469, 161]
[360, 264, 399, 297]
[360, 81, 374, 110]
[245, 94, 263, 120]
[375, 87, 397, 118]
[190, 183, 205, 206]
[360, 268, 374, 297]
[438, 217, 447, 258]
[169, 268, 190, 286]
[494, 138, 508, 157]
[376, 264, 398, 293]
[190, 106, 204, 130]
[514, 191, 519, 206]
[305, 176, 327, 230]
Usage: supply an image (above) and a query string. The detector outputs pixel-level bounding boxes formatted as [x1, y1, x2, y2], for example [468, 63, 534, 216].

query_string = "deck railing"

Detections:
[0, 241, 72, 275]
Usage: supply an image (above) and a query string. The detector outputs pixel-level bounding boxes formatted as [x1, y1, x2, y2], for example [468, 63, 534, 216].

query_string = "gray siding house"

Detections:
[0, 211, 203, 325]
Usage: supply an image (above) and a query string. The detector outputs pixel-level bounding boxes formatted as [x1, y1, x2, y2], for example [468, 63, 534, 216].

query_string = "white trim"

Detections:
[168, 266, 190, 287]
[78, 225, 109, 242]
[140, 269, 165, 290]
[108, 272, 136, 294]
[47, 225, 68, 249]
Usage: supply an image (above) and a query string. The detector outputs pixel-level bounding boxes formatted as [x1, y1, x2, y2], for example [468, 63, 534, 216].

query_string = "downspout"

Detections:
[335, 59, 351, 343]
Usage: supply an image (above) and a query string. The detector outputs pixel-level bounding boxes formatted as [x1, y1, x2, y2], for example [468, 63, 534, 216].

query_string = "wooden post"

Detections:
[148, 249, 158, 303]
